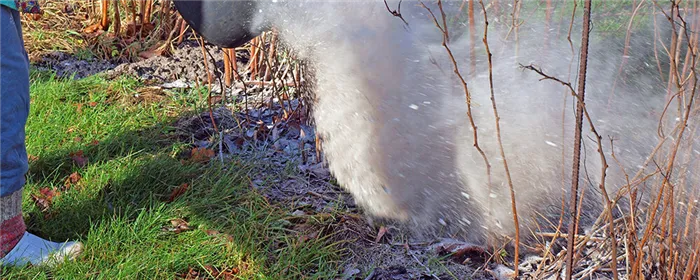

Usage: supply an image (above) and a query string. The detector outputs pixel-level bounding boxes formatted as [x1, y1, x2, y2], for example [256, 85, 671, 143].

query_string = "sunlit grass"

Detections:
[0, 71, 340, 279]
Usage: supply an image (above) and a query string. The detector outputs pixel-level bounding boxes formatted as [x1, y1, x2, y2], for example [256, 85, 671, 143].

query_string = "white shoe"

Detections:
[0, 232, 83, 267]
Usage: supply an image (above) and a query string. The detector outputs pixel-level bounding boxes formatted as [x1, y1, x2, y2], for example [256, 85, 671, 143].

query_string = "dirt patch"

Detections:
[34, 40, 248, 93]
[105, 41, 239, 85]
[34, 52, 117, 79]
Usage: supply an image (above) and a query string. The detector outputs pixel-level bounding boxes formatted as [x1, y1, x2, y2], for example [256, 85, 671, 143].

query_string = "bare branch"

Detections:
[383, 0, 409, 27]
[479, 1, 520, 276]
[420, 0, 493, 235]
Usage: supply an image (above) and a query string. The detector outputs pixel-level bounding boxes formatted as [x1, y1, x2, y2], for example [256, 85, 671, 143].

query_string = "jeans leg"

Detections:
[0, 6, 30, 198]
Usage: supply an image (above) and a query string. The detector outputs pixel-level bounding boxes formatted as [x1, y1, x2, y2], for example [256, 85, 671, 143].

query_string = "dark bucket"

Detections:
[172, 0, 269, 48]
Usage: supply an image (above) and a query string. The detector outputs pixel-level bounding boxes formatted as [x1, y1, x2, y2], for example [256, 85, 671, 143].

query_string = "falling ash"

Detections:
[246, 0, 699, 244]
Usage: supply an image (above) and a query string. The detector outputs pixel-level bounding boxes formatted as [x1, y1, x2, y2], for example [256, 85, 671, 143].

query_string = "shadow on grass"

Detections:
[25, 120, 194, 239]
[3, 72, 340, 279]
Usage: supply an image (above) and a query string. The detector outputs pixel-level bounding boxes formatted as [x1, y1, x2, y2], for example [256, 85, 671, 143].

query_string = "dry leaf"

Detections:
[204, 265, 219, 277]
[253, 121, 269, 142]
[209, 95, 223, 104]
[63, 172, 82, 190]
[229, 268, 240, 276]
[170, 218, 189, 227]
[69, 150, 88, 168]
[31, 187, 60, 213]
[83, 23, 103, 34]
[163, 218, 191, 233]
[138, 49, 162, 59]
[28, 154, 39, 162]
[88, 101, 98, 107]
[223, 234, 234, 243]
[167, 183, 189, 202]
[39, 187, 59, 202]
[90, 140, 100, 146]
[31, 194, 50, 212]
[299, 163, 330, 179]
[183, 267, 200, 279]
[190, 147, 215, 163]
[23, 13, 41, 21]
[487, 264, 516, 280]
[436, 241, 488, 265]
[181, 266, 238, 279]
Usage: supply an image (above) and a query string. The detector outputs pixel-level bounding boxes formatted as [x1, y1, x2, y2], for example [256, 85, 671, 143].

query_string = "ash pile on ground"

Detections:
[105, 40, 245, 88]
[34, 41, 244, 92]
[33, 51, 117, 79]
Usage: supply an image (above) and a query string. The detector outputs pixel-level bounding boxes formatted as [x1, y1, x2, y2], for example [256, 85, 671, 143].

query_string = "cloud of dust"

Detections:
[247, 0, 698, 244]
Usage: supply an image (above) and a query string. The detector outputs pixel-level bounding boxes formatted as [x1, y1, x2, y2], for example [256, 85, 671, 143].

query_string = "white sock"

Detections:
[0, 232, 83, 267]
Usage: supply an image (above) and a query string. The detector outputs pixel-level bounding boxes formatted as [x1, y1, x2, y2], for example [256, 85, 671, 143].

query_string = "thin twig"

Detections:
[197, 35, 219, 134]
[419, 0, 493, 217]
[407, 250, 439, 279]
[634, 3, 699, 278]
[608, 0, 647, 108]
[479, 1, 520, 276]
[383, 0, 409, 27]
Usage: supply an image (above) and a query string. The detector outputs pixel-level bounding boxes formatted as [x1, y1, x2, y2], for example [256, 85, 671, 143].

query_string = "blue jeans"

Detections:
[0, 6, 30, 198]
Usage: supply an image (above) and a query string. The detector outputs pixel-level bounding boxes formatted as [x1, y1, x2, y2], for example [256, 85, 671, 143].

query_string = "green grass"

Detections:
[1, 71, 340, 279]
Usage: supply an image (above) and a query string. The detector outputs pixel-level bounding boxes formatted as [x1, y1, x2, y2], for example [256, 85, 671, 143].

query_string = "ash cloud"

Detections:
[249, 0, 698, 243]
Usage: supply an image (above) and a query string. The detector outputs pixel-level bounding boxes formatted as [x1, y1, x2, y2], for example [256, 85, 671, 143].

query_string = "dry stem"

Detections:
[565, 2, 593, 278]
[478, 1, 520, 276]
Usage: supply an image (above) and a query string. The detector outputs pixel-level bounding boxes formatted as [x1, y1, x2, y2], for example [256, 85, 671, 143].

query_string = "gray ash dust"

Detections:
[169, 99, 493, 280]
[27, 35, 532, 280]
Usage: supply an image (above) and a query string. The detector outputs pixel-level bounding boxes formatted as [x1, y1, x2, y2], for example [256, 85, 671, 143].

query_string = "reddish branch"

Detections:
[520, 63, 617, 280]
[633, 2, 698, 278]
[197, 35, 219, 134]
[653, 6, 667, 83]
[112, 0, 121, 37]
[100, 0, 110, 30]
[478, 1, 520, 276]
[419, 0, 492, 203]
[469, 0, 476, 76]
[224, 48, 232, 87]
[608, 0, 646, 108]
[144, 0, 153, 24]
